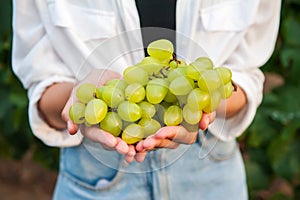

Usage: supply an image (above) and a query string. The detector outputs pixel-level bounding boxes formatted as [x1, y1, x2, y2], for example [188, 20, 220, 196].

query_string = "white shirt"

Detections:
[12, 0, 281, 147]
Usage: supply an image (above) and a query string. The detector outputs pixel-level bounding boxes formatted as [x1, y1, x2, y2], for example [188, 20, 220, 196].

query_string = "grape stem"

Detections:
[150, 66, 170, 79]
[159, 67, 169, 78]
[231, 80, 238, 92]
[110, 108, 118, 112]
[172, 52, 177, 60]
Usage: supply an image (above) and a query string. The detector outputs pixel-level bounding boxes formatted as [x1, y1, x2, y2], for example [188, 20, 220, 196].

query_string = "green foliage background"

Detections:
[0, 1, 60, 170]
[0, 1, 299, 199]
[241, 0, 300, 199]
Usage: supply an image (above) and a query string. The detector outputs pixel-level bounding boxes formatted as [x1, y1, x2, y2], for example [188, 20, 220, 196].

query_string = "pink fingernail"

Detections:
[67, 120, 77, 135]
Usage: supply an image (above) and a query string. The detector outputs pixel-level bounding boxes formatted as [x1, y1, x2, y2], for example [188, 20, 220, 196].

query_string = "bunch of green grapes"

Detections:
[69, 39, 235, 144]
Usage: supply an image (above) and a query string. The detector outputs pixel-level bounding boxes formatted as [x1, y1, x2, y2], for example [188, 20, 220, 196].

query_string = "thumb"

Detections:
[61, 92, 79, 134]
[67, 120, 79, 135]
[198, 112, 216, 130]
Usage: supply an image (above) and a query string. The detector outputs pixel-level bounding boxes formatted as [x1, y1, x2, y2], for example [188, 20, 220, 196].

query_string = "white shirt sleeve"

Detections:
[209, 0, 281, 141]
[12, 0, 83, 147]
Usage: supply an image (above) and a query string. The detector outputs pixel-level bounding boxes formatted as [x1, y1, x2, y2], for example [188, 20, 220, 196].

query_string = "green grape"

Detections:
[198, 69, 221, 92]
[153, 67, 171, 79]
[122, 120, 134, 130]
[181, 120, 199, 132]
[169, 60, 178, 69]
[215, 67, 232, 84]
[101, 85, 125, 108]
[105, 79, 128, 91]
[187, 88, 210, 110]
[95, 86, 104, 99]
[84, 121, 93, 127]
[186, 57, 213, 80]
[219, 81, 233, 99]
[125, 83, 145, 103]
[139, 64, 165, 76]
[186, 65, 200, 80]
[76, 83, 97, 103]
[122, 124, 144, 144]
[123, 66, 149, 86]
[117, 101, 142, 122]
[167, 67, 186, 82]
[141, 56, 169, 66]
[100, 112, 123, 137]
[147, 39, 174, 60]
[164, 105, 183, 126]
[137, 57, 165, 75]
[153, 103, 167, 126]
[138, 101, 156, 118]
[161, 101, 172, 109]
[138, 118, 161, 138]
[182, 105, 202, 125]
[84, 99, 108, 124]
[164, 90, 178, 103]
[169, 76, 194, 96]
[194, 56, 213, 63]
[176, 95, 188, 108]
[104, 78, 120, 86]
[203, 90, 222, 113]
[69, 102, 86, 124]
[146, 78, 168, 104]
[177, 59, 188, 68]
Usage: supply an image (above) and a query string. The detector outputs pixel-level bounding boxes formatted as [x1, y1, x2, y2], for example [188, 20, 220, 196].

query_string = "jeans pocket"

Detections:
[197, 130, 237, 161]
[60, 138, 127, 191]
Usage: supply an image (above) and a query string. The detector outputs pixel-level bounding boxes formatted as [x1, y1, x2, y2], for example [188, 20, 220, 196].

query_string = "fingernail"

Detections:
[67, 120, 77, 135]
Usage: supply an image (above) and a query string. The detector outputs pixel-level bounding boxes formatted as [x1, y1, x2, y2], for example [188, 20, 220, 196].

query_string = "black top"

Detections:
[135, 0, 177, 55]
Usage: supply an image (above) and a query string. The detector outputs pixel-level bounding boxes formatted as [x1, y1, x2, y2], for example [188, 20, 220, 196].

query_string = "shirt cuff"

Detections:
[209, 69, 264, 141]
[28, 75, 83, 147]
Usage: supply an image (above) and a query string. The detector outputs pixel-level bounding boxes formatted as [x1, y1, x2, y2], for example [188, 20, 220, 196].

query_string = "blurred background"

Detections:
[0, 1, 299, 199]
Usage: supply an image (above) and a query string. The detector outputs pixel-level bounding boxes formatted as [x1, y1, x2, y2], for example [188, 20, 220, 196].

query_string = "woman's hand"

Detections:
[61, 69, 146, 163]
[79, 125, 147, 163]
[61, 69, 122, 134]
[135, 112, 216, 152]
[135, 84, 247, 157]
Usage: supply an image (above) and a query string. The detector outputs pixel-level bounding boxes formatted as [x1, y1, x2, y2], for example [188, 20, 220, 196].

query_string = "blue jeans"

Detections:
[53, 131, 248, 200]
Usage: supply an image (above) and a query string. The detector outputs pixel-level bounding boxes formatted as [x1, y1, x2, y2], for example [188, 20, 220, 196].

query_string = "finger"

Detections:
[67, 120, 78, 135]
[61, 99, 73, 123]
[115, 137, 130, 155]
[124, 145, 136, 163]
[61, 83, 79, 121]
[61, 86, 80, 134]
[135, 151, 147, 163]
[209, 111, 216, 123]
[135, 140, 146, 152]
[125, 154, 135, 163]
[198, 112, 216, 130]
[155, 126, 197, 144]
[142, 137, 180, 150]
[82, 126, 118, 148]
[198, 113, 210, 130]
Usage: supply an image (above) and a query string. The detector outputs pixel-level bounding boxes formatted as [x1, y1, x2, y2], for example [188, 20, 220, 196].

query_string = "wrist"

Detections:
[38, 82, 74, 129]
[216, 84, 247, 118]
